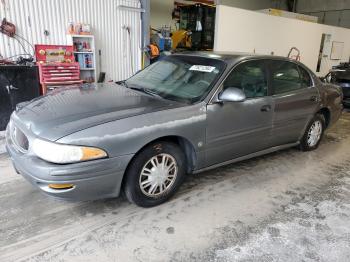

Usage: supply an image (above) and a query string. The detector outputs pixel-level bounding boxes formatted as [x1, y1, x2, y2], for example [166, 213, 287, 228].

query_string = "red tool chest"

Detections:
[35, 45, 83, 94]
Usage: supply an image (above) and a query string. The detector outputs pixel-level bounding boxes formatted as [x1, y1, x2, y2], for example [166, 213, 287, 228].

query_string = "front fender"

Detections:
[57, 103, 207, 159]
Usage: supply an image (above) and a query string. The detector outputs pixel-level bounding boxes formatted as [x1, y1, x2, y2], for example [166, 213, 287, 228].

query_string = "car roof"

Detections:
[173, 51, 297, 66]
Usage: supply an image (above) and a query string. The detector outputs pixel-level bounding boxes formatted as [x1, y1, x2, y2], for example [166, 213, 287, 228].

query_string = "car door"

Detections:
[205, 59, 274, 166]
[269, 60, 320, 146]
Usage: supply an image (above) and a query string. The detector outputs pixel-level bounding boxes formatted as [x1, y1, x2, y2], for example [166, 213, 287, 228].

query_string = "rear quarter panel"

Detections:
[317, 83, 343, 126]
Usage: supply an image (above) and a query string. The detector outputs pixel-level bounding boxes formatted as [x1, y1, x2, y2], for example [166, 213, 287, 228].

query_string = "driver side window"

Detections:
[223, 60, 268, 98]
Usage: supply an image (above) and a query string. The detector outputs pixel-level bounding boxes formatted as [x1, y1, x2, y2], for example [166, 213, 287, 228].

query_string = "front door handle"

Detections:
[261, 105, 271, 112]
[309, 96, 319, 102]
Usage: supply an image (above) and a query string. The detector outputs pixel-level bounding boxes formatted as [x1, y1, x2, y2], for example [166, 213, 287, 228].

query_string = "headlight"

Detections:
[32, 139, 107, 164]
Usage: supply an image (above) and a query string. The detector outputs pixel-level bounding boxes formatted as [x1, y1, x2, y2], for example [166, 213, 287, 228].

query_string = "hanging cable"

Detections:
[3, 53, 32, 60]
[14, 33, 35, 55]
[123, 25, 134, 75]
[14, 36, 30, 55]
[128, 28, 134, 74]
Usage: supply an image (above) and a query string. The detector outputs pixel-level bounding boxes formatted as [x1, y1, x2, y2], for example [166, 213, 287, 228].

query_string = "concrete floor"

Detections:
[1, 112, 350, 262]
[0, 131, 6, 155]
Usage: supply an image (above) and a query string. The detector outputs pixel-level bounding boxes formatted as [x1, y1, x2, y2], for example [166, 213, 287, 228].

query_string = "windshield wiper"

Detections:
[117, 80, 129, 88]
[119, 80, 163, 99]
[128, 86, 162, 98]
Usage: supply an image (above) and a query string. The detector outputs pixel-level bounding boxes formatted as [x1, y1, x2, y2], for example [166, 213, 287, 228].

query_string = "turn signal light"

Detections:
[81, 147, 107, 161]
[48, 184, 74, 190]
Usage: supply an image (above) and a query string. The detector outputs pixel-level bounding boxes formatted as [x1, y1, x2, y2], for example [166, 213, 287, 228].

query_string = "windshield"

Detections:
[125, 55, 226, 103]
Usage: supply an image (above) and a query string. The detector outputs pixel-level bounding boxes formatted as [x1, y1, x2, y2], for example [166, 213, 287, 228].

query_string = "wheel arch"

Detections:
[317, 107, 331, 128]
[146, 135, 197, 173]
[121, 135, 197, 189]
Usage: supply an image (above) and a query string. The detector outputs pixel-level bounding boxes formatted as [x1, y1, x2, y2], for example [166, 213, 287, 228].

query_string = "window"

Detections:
[271, 61, 309, 95]
[223, 60, 268, 98]
[298, 66, 312, 87]
[126, 56, 226, 104]
[271, 61, 301, 94]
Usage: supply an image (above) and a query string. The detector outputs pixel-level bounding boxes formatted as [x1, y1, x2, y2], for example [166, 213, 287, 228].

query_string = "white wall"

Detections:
[214, 5, 350, 76]
[0, 0, 142, 82]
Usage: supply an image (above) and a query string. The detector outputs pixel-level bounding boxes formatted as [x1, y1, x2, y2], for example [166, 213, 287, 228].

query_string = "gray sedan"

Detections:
[6, 52, 343, 207]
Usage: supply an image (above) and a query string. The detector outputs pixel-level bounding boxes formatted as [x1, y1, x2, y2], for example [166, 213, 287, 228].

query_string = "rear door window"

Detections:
[298, 66, 313, 88]
[270, 61, 303, 95]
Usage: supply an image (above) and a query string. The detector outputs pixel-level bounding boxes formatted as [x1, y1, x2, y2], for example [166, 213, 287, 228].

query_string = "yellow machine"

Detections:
[171, 29, 192, 49]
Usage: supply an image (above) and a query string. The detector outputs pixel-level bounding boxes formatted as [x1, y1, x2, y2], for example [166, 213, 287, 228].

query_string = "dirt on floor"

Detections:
[0, 112, 350, 262]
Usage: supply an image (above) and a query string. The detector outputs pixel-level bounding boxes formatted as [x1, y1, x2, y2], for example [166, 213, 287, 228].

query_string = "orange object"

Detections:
[48, 184, 74, 190]
[149, 44, 160, 58]
[171, 30, 192, 49]
[81, 147, 107, 161]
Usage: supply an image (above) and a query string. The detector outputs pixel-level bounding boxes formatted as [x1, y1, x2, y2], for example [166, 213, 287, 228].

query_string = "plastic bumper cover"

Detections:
[6, 135, 134, 201]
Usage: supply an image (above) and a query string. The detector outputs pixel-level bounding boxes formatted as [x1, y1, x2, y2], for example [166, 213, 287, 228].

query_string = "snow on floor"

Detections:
[0, 131, 6, 155]
[214, 171, 350, 262]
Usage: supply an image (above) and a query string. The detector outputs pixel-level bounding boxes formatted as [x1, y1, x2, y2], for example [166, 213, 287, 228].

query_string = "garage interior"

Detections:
[1, 0, 350, 261]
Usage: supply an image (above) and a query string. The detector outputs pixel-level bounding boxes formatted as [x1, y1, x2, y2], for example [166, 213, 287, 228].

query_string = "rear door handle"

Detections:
[261, 105, 271, 112]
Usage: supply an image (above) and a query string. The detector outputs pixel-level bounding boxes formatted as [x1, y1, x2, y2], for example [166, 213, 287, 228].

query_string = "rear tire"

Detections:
[299, 114, 325, 151]
[124, 141, 186, 207]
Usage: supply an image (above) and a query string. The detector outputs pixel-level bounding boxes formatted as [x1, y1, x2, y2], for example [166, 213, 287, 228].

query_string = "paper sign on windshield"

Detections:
[189, 65, 216, 73]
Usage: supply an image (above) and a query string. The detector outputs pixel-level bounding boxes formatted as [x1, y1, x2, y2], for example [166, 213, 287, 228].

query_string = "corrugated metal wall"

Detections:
[0, 0, 142, 81]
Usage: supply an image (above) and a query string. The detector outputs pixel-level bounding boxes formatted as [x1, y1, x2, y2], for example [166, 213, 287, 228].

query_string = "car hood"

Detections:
[14, 83, 184, 141]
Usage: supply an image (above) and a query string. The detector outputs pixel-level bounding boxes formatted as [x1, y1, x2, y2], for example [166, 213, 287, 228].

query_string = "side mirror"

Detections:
[218, 87, 246, 102]
[321, 72, 332, 83]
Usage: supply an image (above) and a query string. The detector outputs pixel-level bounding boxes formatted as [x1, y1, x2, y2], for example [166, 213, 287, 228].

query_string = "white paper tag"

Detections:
[189, 65, 216, 73]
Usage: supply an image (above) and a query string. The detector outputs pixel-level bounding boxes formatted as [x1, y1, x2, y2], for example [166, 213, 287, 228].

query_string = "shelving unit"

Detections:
[67, 34, 97, 83]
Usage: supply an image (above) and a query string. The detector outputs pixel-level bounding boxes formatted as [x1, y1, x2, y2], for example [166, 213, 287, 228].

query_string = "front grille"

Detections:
[10, 123, 29, 153]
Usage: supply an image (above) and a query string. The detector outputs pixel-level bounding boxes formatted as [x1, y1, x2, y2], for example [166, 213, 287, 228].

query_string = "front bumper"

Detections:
[6, 129, 134, 201]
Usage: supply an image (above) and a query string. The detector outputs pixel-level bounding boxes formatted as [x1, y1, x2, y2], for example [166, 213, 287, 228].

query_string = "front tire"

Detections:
[300, 114, 325, 151]
[124, 141, 186, 207]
